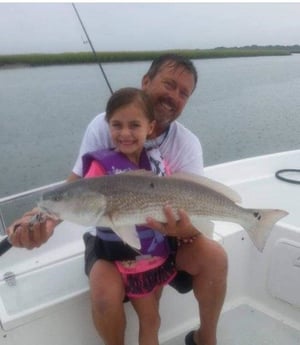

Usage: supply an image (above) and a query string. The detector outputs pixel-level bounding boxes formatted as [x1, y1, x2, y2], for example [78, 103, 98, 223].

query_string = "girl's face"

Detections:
[108, 102, 155, 164]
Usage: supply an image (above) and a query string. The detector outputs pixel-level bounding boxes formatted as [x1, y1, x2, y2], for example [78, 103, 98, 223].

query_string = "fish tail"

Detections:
[243, 209, 288, 252]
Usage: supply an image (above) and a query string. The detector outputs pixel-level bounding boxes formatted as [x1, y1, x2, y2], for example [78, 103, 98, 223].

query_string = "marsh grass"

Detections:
[0, 47, 298, 68]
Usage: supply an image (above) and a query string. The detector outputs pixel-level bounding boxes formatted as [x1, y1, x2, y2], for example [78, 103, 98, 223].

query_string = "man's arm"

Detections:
[5, 114, 109, 249]
[6, 209, 60, 249]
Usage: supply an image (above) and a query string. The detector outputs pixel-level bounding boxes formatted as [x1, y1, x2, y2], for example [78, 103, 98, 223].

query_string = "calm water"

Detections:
[1, 55, 300, 198]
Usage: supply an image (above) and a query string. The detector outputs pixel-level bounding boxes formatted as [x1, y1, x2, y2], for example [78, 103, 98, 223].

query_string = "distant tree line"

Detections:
[0, 45, 299, 68]
[213, 44, 300, 53]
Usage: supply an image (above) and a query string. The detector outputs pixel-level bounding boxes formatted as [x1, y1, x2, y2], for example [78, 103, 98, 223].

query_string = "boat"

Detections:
[0, 149, 300, 345]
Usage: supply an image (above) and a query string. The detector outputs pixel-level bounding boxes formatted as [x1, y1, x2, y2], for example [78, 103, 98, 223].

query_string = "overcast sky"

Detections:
[0, 2, 300, 55]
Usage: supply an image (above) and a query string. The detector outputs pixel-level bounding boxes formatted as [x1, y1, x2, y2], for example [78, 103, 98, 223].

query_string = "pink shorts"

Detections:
[115, 256, 177, 298]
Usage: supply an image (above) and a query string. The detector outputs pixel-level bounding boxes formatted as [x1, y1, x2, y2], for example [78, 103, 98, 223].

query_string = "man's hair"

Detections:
[145, 53, 198, 90]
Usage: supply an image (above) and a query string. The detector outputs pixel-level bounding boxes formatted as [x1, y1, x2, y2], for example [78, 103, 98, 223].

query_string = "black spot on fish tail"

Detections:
[253, 211, 262, 220]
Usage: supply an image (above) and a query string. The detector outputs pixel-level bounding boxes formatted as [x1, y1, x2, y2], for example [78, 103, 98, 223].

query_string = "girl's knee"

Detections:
[201, 239, 228, 273]
[89, 262, 125, 312]
[138, 310, 161, 331]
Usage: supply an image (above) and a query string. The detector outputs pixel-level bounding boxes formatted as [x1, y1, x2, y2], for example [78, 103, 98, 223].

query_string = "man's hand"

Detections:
[6, 209, 59, 250]
[146, 204, 200, 240]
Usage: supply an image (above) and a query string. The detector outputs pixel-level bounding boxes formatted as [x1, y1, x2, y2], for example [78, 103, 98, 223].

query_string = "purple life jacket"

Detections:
[82, 148, 151, 176]
[82, 148, 170, 258]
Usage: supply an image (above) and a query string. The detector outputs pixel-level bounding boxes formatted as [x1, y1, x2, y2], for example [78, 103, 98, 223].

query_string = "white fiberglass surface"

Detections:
[0, 254, 88, 316]
[233, 176, 300, 229]
[163, 304, 300, 345]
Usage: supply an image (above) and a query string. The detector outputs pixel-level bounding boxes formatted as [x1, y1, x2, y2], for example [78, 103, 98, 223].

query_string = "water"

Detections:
[1, 55, 300, 198]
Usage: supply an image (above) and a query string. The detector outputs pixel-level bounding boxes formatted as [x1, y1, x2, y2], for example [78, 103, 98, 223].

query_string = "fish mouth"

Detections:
[37, 203, 60, 220]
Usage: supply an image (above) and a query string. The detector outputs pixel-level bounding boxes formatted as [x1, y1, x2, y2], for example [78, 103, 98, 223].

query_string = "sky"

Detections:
[0, 2, 300, 55]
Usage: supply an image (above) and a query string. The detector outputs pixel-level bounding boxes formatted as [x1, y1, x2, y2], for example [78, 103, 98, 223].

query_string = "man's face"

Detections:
[142, 63, 195, 133]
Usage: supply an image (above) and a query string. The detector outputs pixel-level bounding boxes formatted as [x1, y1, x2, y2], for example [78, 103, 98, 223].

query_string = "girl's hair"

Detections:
[105, 87, 154, 122]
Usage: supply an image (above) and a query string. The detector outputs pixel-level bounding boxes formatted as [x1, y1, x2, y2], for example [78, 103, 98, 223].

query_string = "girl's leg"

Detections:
[89, 260, 127, 345]
[130, 287, 163, 345]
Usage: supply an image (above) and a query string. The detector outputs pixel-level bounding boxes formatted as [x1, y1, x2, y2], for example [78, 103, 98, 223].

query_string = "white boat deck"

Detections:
[165, 304, 300, 345]
[234, 176, 300, 230]
[0, 150, 300, 345]
[205, 149, 300, 232]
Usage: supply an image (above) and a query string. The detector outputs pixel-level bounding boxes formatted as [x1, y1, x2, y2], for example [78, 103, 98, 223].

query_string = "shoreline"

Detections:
[0, 47, 299, 69]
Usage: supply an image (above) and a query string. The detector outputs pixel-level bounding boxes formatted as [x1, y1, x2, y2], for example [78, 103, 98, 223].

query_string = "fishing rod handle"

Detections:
[0, 237, 12, 256]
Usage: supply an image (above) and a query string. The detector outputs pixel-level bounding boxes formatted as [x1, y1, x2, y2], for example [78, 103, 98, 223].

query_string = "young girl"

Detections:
[82, 87, 176, 345]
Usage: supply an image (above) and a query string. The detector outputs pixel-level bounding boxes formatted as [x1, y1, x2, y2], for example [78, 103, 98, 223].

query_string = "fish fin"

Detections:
[170, 172, 242, 203]
[243, 209, 288, 252]
[112, 224, 141, 250]
[191, 219, 215, 239]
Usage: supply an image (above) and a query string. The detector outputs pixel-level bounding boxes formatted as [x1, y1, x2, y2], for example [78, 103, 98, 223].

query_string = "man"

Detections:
[7, 54, 227, 345]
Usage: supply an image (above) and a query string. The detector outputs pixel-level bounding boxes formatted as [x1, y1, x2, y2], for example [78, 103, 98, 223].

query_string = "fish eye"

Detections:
[53, 194, 62, 202]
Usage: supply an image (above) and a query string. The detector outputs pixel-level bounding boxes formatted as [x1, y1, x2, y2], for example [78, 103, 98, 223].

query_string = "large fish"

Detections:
[38, 172, 288, 252]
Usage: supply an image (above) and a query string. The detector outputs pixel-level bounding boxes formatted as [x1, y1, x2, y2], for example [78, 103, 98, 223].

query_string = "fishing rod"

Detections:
[71, 3, 113, 95]
[0, 182, 64, 256]
[0, 236, 11, 256]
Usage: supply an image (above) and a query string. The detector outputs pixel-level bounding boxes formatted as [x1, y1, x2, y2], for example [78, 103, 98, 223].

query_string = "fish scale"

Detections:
[38, 172, 288, 252]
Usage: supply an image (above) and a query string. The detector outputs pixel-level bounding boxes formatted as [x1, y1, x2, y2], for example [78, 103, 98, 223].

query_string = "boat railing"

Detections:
[0, 181, 64, 235]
